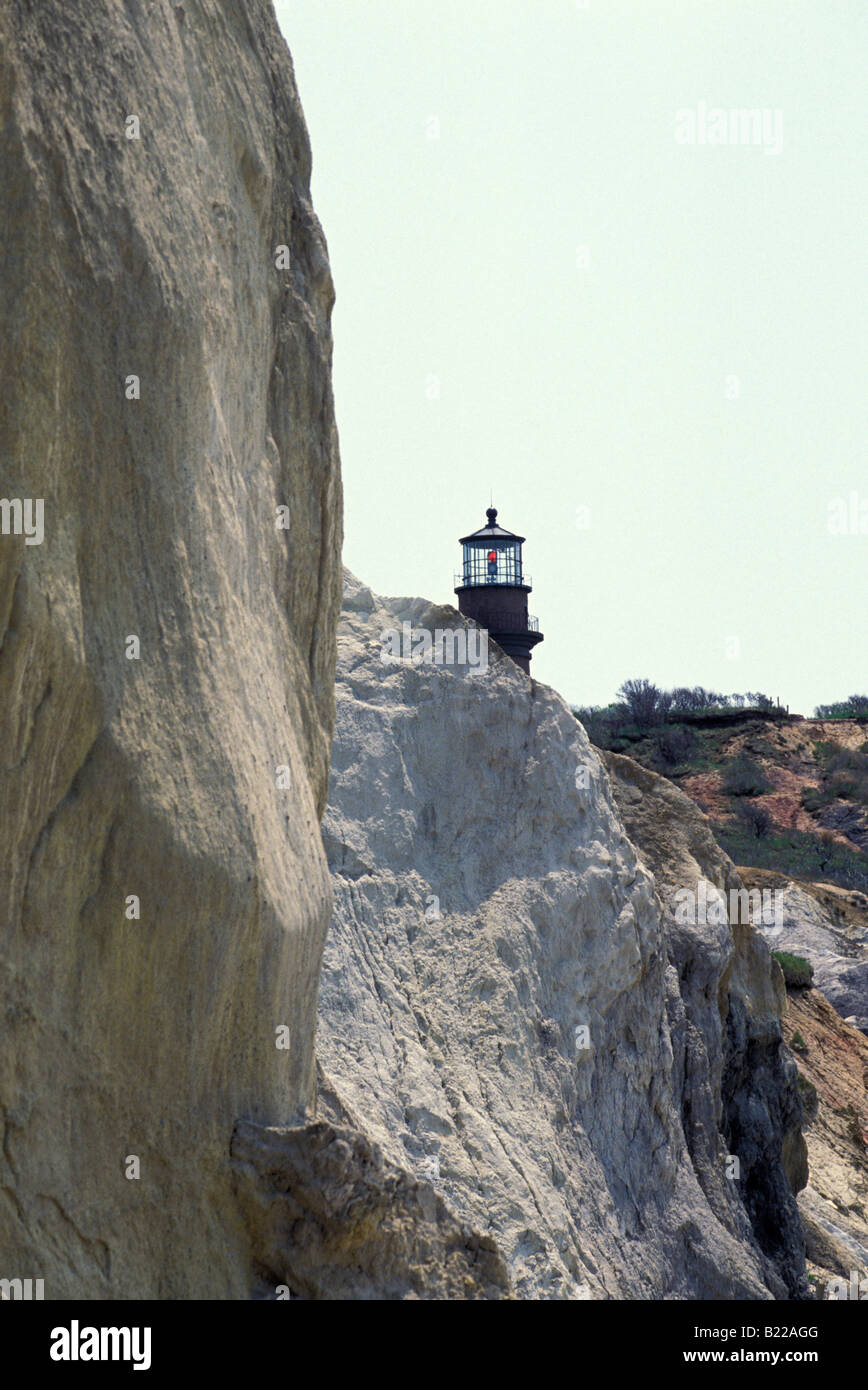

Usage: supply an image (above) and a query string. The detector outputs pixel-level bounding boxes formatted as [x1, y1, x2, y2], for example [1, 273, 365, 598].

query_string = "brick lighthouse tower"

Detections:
[454, 507, 543, 674]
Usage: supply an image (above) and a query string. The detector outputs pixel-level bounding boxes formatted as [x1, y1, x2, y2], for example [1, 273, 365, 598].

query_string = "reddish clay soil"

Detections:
[682, 765, 823, 837]
[680, 720, 866, 852]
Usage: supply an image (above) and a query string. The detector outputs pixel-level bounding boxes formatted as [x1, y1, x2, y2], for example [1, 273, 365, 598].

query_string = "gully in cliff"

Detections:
[453, 506, 544, 674]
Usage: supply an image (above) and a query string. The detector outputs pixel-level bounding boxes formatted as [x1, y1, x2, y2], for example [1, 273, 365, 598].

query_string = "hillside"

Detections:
[584, 713, 868, 895]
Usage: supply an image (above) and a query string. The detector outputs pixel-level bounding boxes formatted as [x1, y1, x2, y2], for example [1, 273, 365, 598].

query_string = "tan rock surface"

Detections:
[602, 752, 808, 1295]
[782, 983, 868, 1290]
[231, 1113, 512, 1300]
[0, 0, 342, 1298]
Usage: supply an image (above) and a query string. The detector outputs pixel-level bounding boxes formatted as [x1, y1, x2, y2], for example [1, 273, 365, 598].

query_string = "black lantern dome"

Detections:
[454, 507, 543, 674]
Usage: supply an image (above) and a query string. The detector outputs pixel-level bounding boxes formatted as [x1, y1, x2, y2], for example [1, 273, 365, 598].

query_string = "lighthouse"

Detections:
[454, 507, 543, 674]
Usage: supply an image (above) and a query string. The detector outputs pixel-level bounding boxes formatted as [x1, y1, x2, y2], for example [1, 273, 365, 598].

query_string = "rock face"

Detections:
[782, 987, 868, 1291]
[0, 2, 342, 1297]
[316, 575, 808, 1298]
[750, 880, 868, 1036]
[230, 1114, 511, 1300]
[602, 753, 808, 1296]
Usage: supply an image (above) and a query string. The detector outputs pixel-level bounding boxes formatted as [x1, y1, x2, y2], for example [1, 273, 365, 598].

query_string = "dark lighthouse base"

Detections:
[483, 626, 544, 675]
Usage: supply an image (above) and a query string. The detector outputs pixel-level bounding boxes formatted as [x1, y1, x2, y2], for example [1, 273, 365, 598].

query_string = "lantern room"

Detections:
[454, 507, 543, 674]
[458, 507, 526, 586]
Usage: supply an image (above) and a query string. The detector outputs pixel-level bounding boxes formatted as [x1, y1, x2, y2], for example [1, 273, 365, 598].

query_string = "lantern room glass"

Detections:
[462, 540, 523, 585]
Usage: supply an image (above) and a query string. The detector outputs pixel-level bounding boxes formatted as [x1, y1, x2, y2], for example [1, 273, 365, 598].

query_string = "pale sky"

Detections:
[275, 0, 867, 716]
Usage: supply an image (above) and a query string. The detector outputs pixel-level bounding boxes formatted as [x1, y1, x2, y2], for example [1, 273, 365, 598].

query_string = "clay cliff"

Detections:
[315, 575, 809, 1298]
[0, 0, 341, 1298]
[736, 871, 868, 1287]
[784, 985, 868, 1290]
[600, 752, 807, 1294]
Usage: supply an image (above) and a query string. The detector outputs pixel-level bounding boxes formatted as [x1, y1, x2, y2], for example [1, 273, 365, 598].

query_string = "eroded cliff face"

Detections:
[752, 877, 868, 1035]
[735, 870, 868, 1286]
[230, 1115, 512, 1299]
[783, 985, 868, 1289]
[602, 752, 808, 1297]
[315, 576, 807, 1298]
[0, 0, 342, 1297]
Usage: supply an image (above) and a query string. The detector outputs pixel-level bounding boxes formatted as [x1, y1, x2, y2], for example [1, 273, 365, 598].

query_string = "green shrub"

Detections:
[723, 754, 772, 797]
[653, 724, 697, 769]
[796, 1073, 818, 1118]
[830, 773, 868, 802]
[801, 786, 834, 813]
[573, 704, 635, 751]
[790, 1031, 808, 1052]
[735, 800, 772, 838]
[773, 952, 814, 988]
[814, 696, 868, 720]
[617, 678, 664, 731]
[802, 741, 868, 809]
[825, 746, 868, 775]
